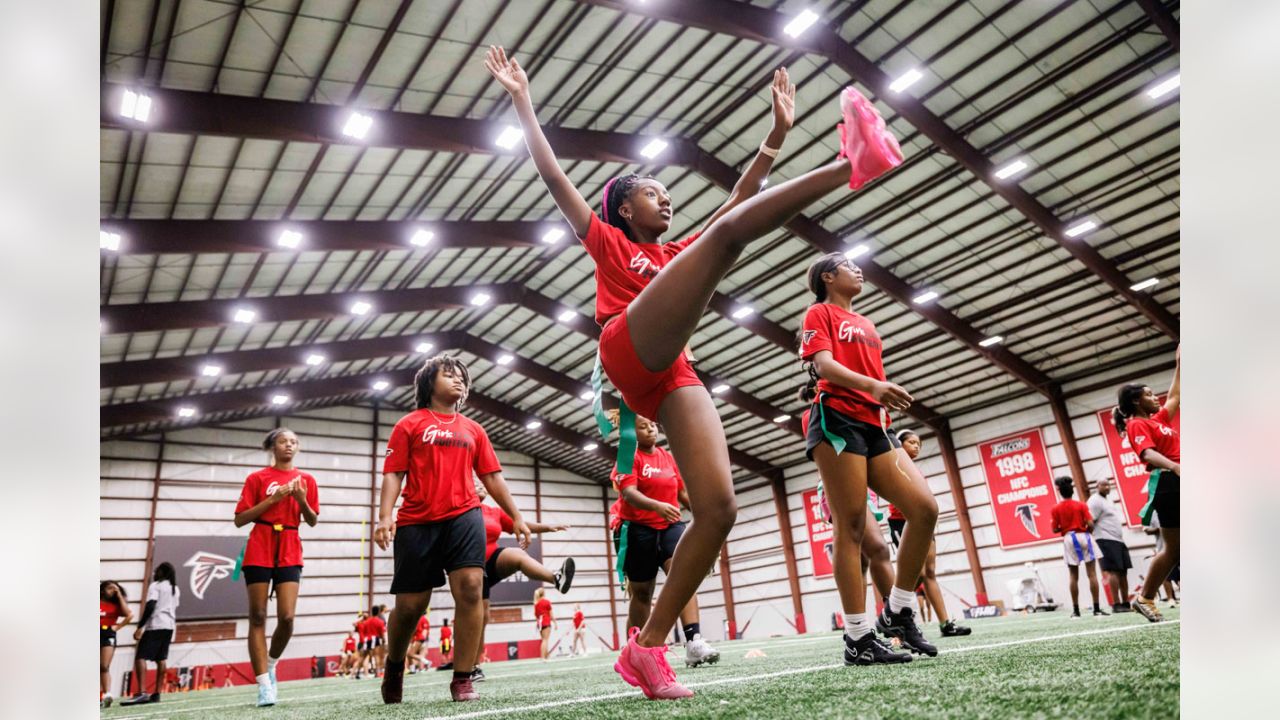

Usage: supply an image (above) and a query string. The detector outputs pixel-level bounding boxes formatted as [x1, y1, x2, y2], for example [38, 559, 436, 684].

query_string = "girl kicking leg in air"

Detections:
[486, 45, 901, 698]
[896, 430, 971, 637]
[375, 355, 532, 703]
[609, 412, 719, 668]
[471, 483, 574, 681]
[1114, 346, 1180, 622]
[799, 254, 940, 665]
[232, 428, 320, 707]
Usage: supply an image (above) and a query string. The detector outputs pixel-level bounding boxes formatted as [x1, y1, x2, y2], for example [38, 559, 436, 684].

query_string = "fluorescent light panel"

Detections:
[233, 308, 257, 323]
[200, 364, 222, 377]
[100, 230, 121, 251]
[557, 310, 577, 322]
[271, 394, 290, 405]
[496, 354, 513, 365]
[411, 229, 434, 247]
[912, 290, 939, 304]
[416, 342, 434, 354]
[583, 442, 598, 451]
[1147, 74, 1180, 99]
[177, 406, 196, 418]
[470, 292, 491, 306]
[640, 139, 668, 159]
[525, 420, 542, 430]
[305, 354, 325, 366]
[783, 9, 820, 37]
[889, 68, 923, 93]
[579, 391, 594, 401]
[372, 380, 390, 391]
[994, 159, 1028, 180]
[1130, 278, 1160, 291]
[495, 126, 523, 149]
[342, 111, 373, 139]
[276, 229, 302, 249]
[350, 301, 372, 316]
[120, 89, 152, 121]
[1064, 220, 1097, 238]
[844, 243, 869, 259]
[978, 336, 1003, 347]
[731, 306, 754, 320]
[711, 384, 730, 395]
[541, 228, 565, 244]
[773, 414, 791, 423]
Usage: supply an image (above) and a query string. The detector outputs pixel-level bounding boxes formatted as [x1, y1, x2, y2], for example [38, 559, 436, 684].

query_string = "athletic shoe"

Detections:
[837, 86, 905, 190]
[555, 558, 576, 594]
[843, 632, 912, 666]
[148, 693, 160, 703]
[684, 633, 720, 668]
[1133, 596, 1164, 623]
[120, 693, 152, 706]
[1070, 610, 1081, 618]
[470, 667, 486, 682]
[257, 683, 276, 707]
[1093, 607, 1110, 617]
[1112, 602, 1133, 613]
[100, 694, 113, 708]
[876, 606, 938, 657]
[449, 676, 479, 702]
[1168, 599, 1179, 609]
[614, 629, 693, 700]
[381, 664, 404, 704]
[940, 619, 972, 636]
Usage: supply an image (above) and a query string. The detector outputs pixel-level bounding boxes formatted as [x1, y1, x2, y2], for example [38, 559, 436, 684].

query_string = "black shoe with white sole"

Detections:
[555, 558, 576, 594]
[876, 606, 938, 657]
[843, 632, 912, 666]
[940, 619, 972, 636]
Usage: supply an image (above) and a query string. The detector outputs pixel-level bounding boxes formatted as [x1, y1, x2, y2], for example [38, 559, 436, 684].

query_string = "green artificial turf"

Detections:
[103, 609, 1179, 720]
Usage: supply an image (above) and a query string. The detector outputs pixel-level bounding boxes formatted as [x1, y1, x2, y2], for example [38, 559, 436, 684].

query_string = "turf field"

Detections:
[102, 609, 1179, 719]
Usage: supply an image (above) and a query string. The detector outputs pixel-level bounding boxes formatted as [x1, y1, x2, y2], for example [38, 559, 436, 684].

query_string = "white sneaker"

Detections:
[101, 694, 113, 708]
[257, 682, 277, 707]
[684, 633, 721, 668]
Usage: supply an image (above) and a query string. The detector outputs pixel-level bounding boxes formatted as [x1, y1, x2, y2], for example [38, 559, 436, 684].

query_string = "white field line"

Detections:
[109, 617, 1177, 720]
[421, 620, 1181, 720]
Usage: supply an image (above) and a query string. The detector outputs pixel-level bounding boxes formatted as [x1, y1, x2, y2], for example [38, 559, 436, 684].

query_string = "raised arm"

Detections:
[485, 45, 592, 237]
[699, 68, 795, 233]
[1164, 344, 1180, 419]
[527, 521, 569, 534]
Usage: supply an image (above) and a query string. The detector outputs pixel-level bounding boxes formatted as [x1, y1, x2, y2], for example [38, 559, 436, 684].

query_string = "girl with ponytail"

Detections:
[486, 43, 903, 700]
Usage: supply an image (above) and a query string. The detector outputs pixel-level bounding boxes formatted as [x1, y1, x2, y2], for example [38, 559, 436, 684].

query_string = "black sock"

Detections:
[683, 623, 700, 639]
[453, 671, 471, 682]
[386, 660, 404, 675]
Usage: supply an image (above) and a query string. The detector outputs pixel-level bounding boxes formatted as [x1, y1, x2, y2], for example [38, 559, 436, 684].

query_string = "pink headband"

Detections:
[600, 176, 620, 224]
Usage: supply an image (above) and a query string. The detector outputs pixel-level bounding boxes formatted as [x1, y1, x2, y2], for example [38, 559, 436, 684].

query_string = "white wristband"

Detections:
[759, 142, 780, 158]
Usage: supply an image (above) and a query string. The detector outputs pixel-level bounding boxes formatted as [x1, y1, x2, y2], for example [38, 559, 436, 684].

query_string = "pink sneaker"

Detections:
[837, 86, 904, 189]
[614, 629, 693, 700]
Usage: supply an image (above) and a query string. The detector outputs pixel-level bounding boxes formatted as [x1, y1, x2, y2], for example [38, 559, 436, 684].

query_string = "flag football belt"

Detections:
[232, 522, 299, 585]
[614, 520, 631, 586]
[1138, 469, 1167, 526]
[593, 351, 637, 475]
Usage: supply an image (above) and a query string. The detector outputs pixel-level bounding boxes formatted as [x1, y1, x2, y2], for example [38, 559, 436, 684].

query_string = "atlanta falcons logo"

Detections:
[184, 552, 237, 600]
[1014, 504, 1041, 538]
[801, 330, 816, 346]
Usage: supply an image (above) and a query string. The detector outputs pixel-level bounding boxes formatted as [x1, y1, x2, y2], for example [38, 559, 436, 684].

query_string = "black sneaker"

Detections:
[940, 619, 972, 636]
[1113, 602, 1133, 613]
[1093, 606, 1110, 617]
[843, 632, 912, 666]
[120, 693, 152, 706]
[470, 667, 486, 682]
[876, 606, 938, 657]
[555, 558, 576, 594]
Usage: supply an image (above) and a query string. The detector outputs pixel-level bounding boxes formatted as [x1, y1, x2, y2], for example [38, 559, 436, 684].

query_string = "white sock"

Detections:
[843, 612, 871, 639]
[889, 587, 916, 614]
[267, 656, 279, 673]
[256, 673, 270, 689]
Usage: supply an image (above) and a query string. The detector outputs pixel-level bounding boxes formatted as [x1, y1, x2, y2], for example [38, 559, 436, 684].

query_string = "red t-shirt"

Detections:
[365, 615, 386, 638]
[1126, 407, 1180, 466]
[607, 497, 624, 531]
[355, 617, 369, 641]
[1051, 499, 1092, 535]
[573, 610, 584, 629]
[100, 599, 125, 629]
[579, 213, 699, 326]
[414, 615, 430, 642]
[799, 303, 886, 426]
[611, 446, 685, 529]
[481, 504, 515, 559]
[887, 504, 905, 521]
[343, 636, 356, 652]
[440, 626, 452, 642]
[234, 467, 319, 568]
[535, 598, 552, 628]
[383, 410, 502, 525]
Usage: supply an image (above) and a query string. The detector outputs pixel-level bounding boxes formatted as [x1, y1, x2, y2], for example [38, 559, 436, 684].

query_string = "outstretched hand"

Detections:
[484, 45, 529, 97]
[771, 67, 796, 130]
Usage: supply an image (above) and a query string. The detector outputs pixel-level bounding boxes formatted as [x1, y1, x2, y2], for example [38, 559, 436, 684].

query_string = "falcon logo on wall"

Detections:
[1014, 503, 1041, 538]
[184, 552, 237, 600]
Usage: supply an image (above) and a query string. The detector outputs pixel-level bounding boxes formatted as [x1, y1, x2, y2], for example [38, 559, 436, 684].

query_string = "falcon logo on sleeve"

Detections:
[184, 552, 237, 600]
[1015, 504, 1041, 538]
[801, 330, 816, 346]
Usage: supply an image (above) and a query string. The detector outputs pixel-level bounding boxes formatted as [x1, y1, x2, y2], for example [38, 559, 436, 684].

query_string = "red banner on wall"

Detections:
[802, 488, 834, 578]
[1094, 398, 1169, 527]
[977, 428, 1058, 549]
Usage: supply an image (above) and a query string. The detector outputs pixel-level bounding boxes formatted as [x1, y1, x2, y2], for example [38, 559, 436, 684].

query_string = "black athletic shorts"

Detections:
[482, 547, 509, 600]
[243, 565, 303, 586]
[136, 629, 173, 662]
[805, 403, 901, 460]
[390, 507, 485, 594]
[613, 520, 686, 583]
[887, 518, 906, 548]
[1151, 470, 1180, 529]
[1095, 538, 1133, 572]
[100, 627, 117, 648]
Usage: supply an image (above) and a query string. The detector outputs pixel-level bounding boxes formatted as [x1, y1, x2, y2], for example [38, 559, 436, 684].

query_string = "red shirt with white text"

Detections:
[800, 303, 886, 426]
[579, 213, 700, 326]
[611, 446, 685, 530]
[235, 467, 319, 567]
[1126, 407, 1180, 467]
[383, 410, 502, 525]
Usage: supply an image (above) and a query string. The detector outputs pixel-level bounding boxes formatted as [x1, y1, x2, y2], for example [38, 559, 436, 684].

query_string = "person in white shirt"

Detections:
[122, 562, 181, 705]
[1087, 480, 1132, 612]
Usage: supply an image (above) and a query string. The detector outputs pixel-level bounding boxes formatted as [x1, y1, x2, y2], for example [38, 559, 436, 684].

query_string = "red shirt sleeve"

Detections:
[500, 511, 514, 534]
[577, 212, 618, 261]
[305, 472, 319, 514]
[234, 473, 258, 515]
[616, 472, 639, 491]
[472, 423, 502, 476]
[383, 420, 410, 473]
[799, 305, 833, 361]
[1126, 418, 1157, 459]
